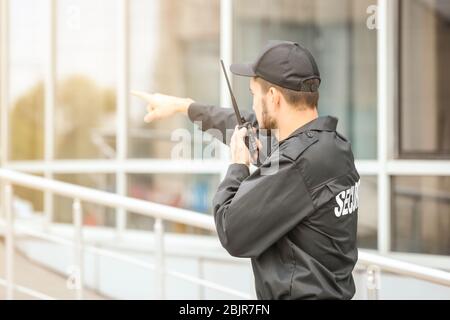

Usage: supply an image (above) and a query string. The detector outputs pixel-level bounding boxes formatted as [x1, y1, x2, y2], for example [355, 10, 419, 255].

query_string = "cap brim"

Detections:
[230, 63, 256, 77]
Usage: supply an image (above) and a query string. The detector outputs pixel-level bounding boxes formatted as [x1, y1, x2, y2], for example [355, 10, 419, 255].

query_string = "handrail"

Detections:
[0, 168, 252, 299]
[0, 168, 215, 231]
[0, 277, 56, 300]
[0, 222, 252, 299]
[357, 251, 450, 287]
[1, 167, 450, 300]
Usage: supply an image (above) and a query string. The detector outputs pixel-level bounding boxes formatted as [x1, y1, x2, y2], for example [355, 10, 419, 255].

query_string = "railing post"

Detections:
[4, 183, 14, 299]
[366, 265, 381, 300]
[72, 199, 84, 300]
[154, 218, 165, 299]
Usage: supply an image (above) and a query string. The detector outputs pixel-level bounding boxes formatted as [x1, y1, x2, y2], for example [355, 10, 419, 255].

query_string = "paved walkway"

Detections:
[0, 239, 106, 300]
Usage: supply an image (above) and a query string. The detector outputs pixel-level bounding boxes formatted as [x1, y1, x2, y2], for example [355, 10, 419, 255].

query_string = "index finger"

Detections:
[130, 90, 153, 103]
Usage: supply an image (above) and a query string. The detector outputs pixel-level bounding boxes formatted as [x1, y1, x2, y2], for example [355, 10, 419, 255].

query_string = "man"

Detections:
[132, 40, 360, 300]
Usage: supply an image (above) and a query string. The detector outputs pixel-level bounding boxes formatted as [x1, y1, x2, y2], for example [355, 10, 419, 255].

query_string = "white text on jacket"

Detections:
[334, 180, 360, 217]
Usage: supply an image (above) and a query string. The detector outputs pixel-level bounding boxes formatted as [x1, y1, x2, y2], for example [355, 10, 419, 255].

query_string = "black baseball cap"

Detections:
[230, 40, 321, 92]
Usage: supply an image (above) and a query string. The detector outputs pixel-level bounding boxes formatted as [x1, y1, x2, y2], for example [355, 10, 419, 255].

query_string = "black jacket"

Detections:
[188, 103, 359, 300]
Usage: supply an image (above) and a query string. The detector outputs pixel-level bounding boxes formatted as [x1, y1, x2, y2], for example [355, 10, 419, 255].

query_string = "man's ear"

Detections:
[269, 87, 281, 110]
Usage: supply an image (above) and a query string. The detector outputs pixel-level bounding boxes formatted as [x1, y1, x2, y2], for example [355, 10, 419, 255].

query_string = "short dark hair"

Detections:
[255, 77, 319, 110]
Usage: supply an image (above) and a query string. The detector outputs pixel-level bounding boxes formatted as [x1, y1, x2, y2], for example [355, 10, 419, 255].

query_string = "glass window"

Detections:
[9, 0, 47, 161]
[399, 0, 450, 158]
[358, 176, 378, 249]
[232, 0, 378, 159]
[391, 176, 450, 255]
[127, 173, 220, 234]
[54, 174, 116, 226]
[128, 0, 220, 160]
[55, 0, 117, 159]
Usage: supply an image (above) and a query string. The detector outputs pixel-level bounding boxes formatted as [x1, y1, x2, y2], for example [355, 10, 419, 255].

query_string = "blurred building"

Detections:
[0, 0, 449, 294]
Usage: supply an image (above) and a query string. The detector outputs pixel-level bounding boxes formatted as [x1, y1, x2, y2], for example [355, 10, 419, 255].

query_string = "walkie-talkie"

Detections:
[220, 59, 259, 165]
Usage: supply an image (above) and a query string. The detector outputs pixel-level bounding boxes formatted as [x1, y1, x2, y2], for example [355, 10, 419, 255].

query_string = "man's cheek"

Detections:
[253, 104, 260, 119]
[254, 109, 263, 126]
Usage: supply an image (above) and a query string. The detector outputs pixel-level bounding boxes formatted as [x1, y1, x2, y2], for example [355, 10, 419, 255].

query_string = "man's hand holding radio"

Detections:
[230, 126, 262, 167]
[230, 126, 250, 166]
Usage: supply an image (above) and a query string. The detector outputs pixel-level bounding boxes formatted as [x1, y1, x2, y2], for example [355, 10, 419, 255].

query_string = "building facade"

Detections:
[0, 0, 449, 269]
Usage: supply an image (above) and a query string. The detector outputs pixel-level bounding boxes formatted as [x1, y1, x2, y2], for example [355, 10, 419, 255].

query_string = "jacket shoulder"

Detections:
[280, 132, 319, 162]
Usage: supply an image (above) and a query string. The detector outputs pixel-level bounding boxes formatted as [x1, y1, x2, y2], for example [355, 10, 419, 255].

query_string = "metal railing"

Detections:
[357, 251, 450, 299]
[0, 168, 450, 300]
[0, 168, 251, 300]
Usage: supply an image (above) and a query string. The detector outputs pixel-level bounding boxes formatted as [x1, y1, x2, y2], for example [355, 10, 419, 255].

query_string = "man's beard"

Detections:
[261, 98, 278, 130]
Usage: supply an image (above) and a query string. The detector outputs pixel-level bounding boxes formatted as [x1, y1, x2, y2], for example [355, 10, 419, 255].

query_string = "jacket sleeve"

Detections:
[187, 102, 258, 145]
[212, 158, 315, 258]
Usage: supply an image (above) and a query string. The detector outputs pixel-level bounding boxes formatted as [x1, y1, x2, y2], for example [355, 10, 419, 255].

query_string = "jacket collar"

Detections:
[287, 116, 338, 138]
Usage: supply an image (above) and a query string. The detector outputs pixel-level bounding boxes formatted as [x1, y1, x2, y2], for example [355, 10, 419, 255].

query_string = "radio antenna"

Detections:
[220, 59, 244, 126]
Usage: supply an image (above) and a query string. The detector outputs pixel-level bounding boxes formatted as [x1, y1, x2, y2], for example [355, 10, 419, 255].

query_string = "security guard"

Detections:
[132, 40, 359, 300]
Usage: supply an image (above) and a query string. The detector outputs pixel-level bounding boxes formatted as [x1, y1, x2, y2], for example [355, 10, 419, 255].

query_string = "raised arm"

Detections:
[130, 90, 257, 145]
[187, 102, 257, 145]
